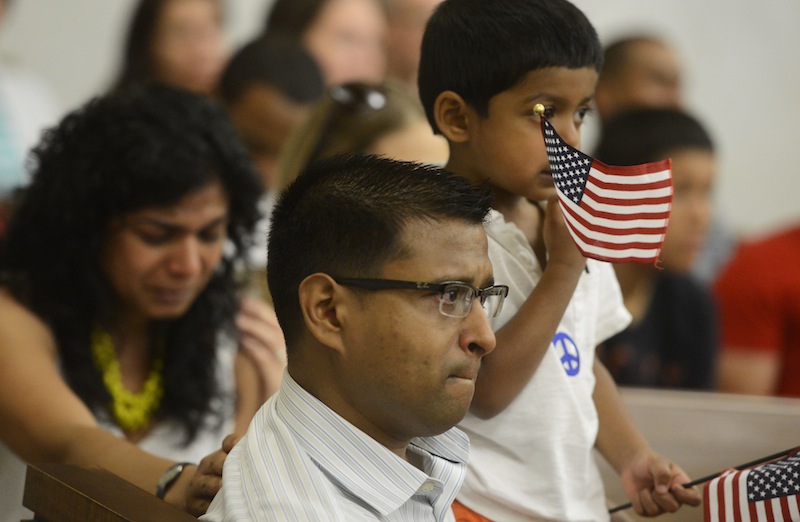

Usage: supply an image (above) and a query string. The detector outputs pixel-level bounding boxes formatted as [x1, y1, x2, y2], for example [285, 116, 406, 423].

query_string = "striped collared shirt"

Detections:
[202, 373, 469, 521]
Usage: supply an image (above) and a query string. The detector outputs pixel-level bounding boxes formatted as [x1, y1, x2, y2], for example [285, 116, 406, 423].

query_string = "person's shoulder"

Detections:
[721, 224, 800, 276]
[0, 288, 42, 325]
[0, 287, 57, 354]
[756, 225, 800, 250]
[658, 272, 715, 307]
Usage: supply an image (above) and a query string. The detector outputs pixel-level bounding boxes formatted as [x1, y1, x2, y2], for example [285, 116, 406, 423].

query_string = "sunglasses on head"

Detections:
[306, 83, 388, 164]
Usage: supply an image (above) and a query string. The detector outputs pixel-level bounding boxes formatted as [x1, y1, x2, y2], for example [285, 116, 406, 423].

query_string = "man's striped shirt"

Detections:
[202, 373, 469, 521]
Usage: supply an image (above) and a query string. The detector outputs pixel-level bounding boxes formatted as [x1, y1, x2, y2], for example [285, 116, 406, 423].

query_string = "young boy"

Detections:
[418, 1, 702, 520]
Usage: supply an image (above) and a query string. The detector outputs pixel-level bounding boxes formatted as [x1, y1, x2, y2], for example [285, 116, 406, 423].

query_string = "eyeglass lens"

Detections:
[439, 284, 505, 319]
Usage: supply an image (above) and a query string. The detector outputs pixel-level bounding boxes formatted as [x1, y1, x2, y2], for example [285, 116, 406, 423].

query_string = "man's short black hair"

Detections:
[593, 107, 714, 166]
[219, 35, 324, 105]
[418, 0, 602, 132]
[267, 153, 492, 346]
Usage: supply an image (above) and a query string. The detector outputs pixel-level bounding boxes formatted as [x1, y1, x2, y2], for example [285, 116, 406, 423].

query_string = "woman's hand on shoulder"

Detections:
[182, 433, 239, 516]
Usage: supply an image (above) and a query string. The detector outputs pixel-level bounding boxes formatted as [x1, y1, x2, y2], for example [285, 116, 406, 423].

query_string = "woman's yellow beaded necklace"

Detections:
[91, 327, 164, 434]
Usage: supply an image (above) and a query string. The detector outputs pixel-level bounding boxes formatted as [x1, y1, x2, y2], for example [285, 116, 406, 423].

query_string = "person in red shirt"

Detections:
[713, 226, 800, 397]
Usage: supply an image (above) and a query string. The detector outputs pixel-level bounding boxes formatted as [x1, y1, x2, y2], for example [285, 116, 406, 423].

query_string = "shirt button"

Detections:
[420, 481, 435, 492]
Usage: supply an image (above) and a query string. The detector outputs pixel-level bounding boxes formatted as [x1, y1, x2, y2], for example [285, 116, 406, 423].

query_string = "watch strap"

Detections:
[155, 461, 193, 499]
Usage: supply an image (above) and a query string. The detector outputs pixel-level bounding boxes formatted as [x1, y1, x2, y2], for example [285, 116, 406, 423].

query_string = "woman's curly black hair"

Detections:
[0, 84, 263, 442]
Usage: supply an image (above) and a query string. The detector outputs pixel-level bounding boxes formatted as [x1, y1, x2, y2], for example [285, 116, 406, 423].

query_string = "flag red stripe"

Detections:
[573, 198, 670, 222]
[591, 157, 672, 176]
[584, 186, 673, 207]
[718, 471, 729, 521]
[572, 195, 671, 221]
[749, 497, 759, 521]
[704, 474, 713, 521]
[765, 498, 774, 520]
[561, 199, 667, 237]
[588, 175, 673, 192]
[780, 496, 792, 520]
[564, 217, 665, 251]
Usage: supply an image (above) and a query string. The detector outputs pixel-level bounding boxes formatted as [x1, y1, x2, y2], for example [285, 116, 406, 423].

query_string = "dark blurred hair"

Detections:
[418, 0, 602, 132]
[600, 35, 667, 83]
[219, 35, 324, 105]
[0, 84, 262, 442]
[110, 0, 222, 94]
[263, 0, 386, 39]
[593, 107, 714, 166]
[268, 153, 492, 346]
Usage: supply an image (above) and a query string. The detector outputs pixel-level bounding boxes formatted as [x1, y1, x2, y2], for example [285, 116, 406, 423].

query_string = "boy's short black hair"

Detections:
[267, 153, 492, 346]
[418, 0, 602, 132]
[593, 107, 714, 166]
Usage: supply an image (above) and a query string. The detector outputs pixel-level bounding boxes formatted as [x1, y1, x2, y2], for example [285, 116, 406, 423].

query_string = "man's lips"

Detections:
[448, 365, 480, 382]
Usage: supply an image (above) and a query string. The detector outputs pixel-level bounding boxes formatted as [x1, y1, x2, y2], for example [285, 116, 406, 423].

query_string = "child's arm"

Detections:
[593, 359, 702, 516]
[470, 198, 586, 418]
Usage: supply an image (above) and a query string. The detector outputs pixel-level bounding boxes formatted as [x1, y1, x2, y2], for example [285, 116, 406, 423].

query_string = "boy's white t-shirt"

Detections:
[457, 210, 631, 522]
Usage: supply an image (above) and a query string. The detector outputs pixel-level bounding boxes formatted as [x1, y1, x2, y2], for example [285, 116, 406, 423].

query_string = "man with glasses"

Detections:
[202, 153, 506, 521]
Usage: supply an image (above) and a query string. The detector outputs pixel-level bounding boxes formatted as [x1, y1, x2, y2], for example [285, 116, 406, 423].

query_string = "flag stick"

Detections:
[608, 446, 800, 514]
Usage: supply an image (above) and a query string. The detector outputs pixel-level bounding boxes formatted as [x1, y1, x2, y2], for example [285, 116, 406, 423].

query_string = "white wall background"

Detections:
[1, 0, 798, 239]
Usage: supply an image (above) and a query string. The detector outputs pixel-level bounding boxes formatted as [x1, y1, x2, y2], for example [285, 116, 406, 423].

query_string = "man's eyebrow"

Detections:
[442, 275, 496, 288]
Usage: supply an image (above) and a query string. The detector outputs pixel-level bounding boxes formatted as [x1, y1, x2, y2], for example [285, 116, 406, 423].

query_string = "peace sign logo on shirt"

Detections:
[552, 332, 580, 376]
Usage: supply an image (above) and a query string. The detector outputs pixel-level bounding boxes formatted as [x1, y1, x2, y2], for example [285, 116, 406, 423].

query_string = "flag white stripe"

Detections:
[706, 475, 720, 520]
[563, 225, 661, 259]
[590, 167, 672, 185]
[737, 470, 752, 522]
[788, 492, 800, 520]
[723, 470, 735, 521]
[771, 497, 785, 522]
[582, 190, 672, 216]
[589, 185, 672, 201]
[755, 499, 768, 520]
[562, 211, 664, 245]
[562, 193, 669, 229]
[588, 181, 673, 201]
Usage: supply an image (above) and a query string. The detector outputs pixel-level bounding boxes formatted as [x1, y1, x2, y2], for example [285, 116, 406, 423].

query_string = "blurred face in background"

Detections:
[303, 0, 387, 86]
[596, 39, 683, 120]
[658, 148, 715, 272]
[152, 0, 227, 94]
[385, 0, 442, 88]
[228, 85, 313, 190]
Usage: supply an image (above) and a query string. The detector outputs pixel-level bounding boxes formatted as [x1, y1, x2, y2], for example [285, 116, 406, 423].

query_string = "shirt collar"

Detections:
[276, 373, 469, 516]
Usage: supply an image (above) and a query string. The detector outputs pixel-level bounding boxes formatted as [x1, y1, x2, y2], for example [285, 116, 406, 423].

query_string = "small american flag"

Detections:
[542, 118, 673, 263]
[704, 454, 800, 521]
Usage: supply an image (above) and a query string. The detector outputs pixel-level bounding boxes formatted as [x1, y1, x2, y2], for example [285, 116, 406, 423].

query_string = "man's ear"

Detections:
[298, 273, 348, 355]
[433, 90, 471, 144]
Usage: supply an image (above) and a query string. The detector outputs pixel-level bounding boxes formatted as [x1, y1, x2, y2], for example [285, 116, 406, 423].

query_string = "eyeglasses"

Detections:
[334, 278, 509, 319]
